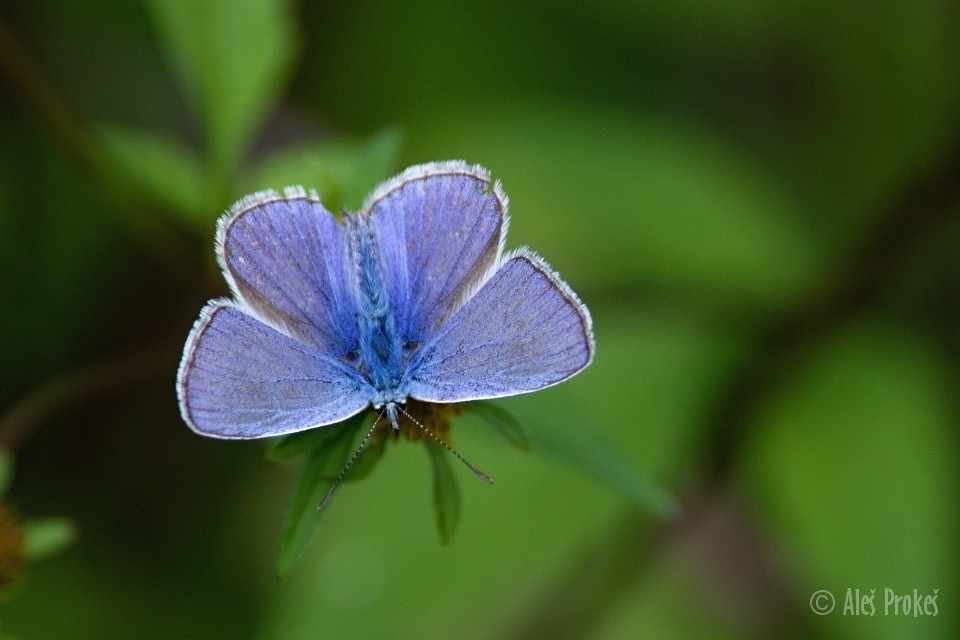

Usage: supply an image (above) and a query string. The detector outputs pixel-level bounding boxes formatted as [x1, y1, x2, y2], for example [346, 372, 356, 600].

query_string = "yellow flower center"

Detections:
[371, 399, 462, 444]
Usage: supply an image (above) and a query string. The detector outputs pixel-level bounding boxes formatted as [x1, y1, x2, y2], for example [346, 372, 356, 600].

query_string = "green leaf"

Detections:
[267, 424, 346, 462]
[340, 438, 386, 483]
[0, 449, 12, 499]
[408, 104, 824, 311]
[246, 126, 403, 212]
[20, 518, 77, 562]
[267, 417, 386, 481]
[529, 423, 677, 518]
[145, 0, 299, 178]
[462, 401, 530, 450]
[741, 324, 958, 640]
[424, 440, 461, 544]
[275, 413, 367, 575]
[96, 124, 208, 227]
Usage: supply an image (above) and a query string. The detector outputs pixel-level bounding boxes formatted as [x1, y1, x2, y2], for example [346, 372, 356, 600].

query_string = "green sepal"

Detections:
[463, 401, 530, 451]
[275, 413, 367, 575]
[424, 440, 461, 545]
[20, 517, 77, 563]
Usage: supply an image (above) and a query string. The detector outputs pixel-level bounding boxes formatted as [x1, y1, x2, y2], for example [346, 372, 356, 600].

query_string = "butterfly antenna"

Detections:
[396, 405, 493, 484]
[317, 409, 385, 512]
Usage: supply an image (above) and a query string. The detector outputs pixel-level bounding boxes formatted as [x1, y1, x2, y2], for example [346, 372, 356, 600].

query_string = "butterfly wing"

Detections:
[405, 249, 594, 402]
[177, 302, 374, 439]
[363, 161, 507, 345]
[179, 188, 374, 439]
[217, 188, 359, 358]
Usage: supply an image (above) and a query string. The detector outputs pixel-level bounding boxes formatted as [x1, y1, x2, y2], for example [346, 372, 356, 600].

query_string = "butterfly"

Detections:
[176, 161, 594, 457]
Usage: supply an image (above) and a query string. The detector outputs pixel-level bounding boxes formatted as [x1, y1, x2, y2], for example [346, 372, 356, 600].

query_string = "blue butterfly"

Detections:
[177, 161, 594, 454]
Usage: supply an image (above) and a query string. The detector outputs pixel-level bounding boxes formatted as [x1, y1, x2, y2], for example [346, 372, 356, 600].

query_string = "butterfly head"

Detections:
[370, 397, 461, 440]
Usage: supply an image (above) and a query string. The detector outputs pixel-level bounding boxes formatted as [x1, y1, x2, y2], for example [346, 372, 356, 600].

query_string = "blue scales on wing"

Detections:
[217, 189, 360, 358]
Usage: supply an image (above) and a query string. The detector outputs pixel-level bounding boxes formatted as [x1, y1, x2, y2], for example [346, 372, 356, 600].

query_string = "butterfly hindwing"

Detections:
[177, 302, 374, 439]
[405, 249, 594, 403]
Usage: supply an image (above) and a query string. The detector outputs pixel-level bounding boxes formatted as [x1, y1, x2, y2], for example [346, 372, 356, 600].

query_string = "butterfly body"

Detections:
[349, 216, 404, 395]
[177, 162, 594, 440]
[347, 214, 413, 428]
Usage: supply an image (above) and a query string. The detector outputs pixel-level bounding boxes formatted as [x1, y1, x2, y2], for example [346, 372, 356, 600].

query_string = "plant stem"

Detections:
[0, 17, 92, 167]
[0, 347, 172, 450]
[0, 16, 194, 277]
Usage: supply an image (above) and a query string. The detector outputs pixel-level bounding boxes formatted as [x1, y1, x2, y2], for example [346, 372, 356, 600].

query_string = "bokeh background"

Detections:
[1, 1, 959, 638]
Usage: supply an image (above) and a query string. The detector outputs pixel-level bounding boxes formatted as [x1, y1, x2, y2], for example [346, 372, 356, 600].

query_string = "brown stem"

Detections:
[0, 347, 172, 450]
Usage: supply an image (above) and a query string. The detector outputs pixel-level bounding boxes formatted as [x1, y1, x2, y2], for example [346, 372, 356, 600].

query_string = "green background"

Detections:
[1, 1, 958, 638]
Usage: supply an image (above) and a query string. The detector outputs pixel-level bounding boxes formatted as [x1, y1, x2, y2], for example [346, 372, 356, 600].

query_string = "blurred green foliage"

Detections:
[0, 450, 75, 596]
[272, 413, 365, 577]
[1, 1, 959, 639]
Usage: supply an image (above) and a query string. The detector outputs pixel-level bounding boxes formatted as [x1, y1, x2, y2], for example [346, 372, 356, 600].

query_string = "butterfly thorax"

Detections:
[349, 215, 408, 409]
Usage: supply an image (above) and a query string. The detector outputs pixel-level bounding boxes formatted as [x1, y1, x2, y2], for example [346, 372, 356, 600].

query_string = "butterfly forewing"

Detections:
[364, 162, 507, 346]
[218, 190, 359, 358]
